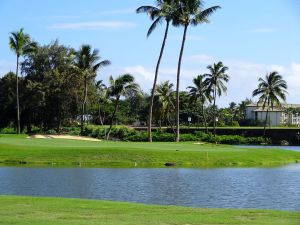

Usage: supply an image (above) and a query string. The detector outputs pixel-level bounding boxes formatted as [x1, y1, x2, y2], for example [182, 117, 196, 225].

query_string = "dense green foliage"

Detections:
[1, 196, 299, 225]
[0, 135, 299, 167]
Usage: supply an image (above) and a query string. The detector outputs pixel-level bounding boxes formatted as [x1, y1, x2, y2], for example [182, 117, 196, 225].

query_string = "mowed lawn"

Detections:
[0, 134, 300, 167]
[0, 196, 299, 225]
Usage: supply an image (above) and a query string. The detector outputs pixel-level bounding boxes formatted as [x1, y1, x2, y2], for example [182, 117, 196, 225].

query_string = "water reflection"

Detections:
[0, 165, 299, 210]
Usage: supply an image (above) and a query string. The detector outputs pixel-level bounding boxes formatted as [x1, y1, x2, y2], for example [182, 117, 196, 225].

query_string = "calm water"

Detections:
[237, 145, 300, 152]
[1, 165, 300, 211]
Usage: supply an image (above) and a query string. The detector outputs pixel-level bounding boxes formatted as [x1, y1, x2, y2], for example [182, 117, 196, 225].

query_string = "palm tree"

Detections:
[75, 45, 110, 135]
[106, 74, 140, 140]
[95, 80, 107, 126]
[252, 71, 288, 137]
[137, 0, 178, 142]
[173, 0, 220, 142]
[204, 61, 229, 136]
[153, 81, 175, 129]
[187, 74, 212, 132]
[9, 28, 37, 134]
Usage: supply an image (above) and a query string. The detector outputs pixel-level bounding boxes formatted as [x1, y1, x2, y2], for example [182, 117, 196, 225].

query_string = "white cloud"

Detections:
[49, 21, 137, 30]
[120, 65, 203, 92]
[247, 28, 277, 33]
[285, 62, 300, 101]
[0, 60, 15, 77]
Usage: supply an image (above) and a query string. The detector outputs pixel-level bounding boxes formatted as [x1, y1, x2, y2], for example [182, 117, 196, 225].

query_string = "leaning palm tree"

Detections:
[106, 74, 140, 140]
[153, 81, 175, 129]
[187, 74, 212, 132]
[9, 28, 37, 134]
[173, 0, 220, 142]
[204, 61, 229, 136]
[252, 71, 288, 137]
[75, 45, 111, 135]
[137, 0, 178, 142]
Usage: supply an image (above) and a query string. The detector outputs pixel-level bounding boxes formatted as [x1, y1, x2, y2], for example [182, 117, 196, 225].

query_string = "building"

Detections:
[245, 103, 300, 126]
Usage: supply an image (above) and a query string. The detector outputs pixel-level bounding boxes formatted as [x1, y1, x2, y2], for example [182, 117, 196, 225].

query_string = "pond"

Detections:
[0, 165, 300, 211]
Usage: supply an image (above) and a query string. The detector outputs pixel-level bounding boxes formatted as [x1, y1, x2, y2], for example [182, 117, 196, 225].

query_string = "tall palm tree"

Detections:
[187, 74, 212, 132]
[137, 0, 178, 142]
[173, 0, 220, 142]
[153, 81, 175, 129]
[95, 80, 107, 126]
[9, 28, 37, 134]
[75, 45, 110, 135]
[252, 71, 288, 137]
[204, 61, 229, 136]
[106, 74, 140, 140]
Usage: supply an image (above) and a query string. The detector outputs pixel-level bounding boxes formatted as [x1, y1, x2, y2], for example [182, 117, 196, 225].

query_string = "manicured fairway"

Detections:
[0, 134, 300, 167]
[0, 196, 299, 225]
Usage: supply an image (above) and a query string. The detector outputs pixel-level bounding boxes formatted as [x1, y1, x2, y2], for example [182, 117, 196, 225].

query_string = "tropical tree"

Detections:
[187, 74, 212, 132]
[153, 81, 175, 129]
[173, 0, 220, 141]
[75, 45, 111, 135]
[204, 61, 229, 136]
[252, 71, 288, 137]
[95, 80, 108, 126]
[137, 0, 178, 142]
[9, 28, 37, 133]
[106, 74, 140, 139]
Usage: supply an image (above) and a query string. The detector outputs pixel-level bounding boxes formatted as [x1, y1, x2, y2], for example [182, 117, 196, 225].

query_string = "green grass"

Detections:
[0, 134, 299, 167]
[0, 196, 299, 225]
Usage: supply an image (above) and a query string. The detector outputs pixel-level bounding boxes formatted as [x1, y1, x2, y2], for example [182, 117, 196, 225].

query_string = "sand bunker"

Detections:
[28, 135, 101, 142]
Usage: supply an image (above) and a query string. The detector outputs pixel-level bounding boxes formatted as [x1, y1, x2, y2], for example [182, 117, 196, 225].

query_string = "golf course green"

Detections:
[0, 134, 299, 167]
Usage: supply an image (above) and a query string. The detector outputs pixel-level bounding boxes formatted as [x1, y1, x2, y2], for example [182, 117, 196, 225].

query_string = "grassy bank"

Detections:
[0, 135, 299, 167]
[0, 196, 299, 225]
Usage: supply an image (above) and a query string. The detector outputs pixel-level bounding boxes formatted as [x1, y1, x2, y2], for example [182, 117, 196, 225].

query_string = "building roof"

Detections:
[246, 103, 300, 109]
[253, 109, 283, 112]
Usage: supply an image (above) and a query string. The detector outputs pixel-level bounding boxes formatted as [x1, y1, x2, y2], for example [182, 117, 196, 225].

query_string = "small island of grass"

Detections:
[0, 135, 299, 168]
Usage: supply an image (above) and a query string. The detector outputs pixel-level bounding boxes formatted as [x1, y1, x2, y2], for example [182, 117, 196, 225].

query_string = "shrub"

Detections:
[45, 129, 57, 135]
[0, 127, 16, 134]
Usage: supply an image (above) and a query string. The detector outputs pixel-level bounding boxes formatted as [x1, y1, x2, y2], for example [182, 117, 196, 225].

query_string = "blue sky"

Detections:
[0, 0, 299, 106]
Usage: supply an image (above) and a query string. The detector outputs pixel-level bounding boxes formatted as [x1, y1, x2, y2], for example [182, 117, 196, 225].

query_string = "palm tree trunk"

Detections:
[98, 103, 104, 126]
[16, 56, 21, 134]
[80, 75, 88, 136]
[106, 96, 120, 140]
[148, 21, 170, 142]
[202, 104, 208, 133]
[213, 87, 217, 137]
[175, 24, 188, 142]
[263, 101, 270, 138]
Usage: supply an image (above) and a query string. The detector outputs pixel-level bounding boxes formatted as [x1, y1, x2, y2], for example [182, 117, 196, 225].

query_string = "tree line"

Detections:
[1, 0, 289, 140]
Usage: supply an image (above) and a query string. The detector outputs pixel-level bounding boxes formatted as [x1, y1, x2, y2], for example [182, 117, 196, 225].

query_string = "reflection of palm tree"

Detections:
[137, 0, 177, 142]
[153, 81, 175, 129]
[106, 74, 140, 140]
[252, 71, 288, 137]
[75, 45, 110, 135]
[204, 62, 229, 136]
[187, 75, 211, 132]
[173, 0, 221, 142]
[9, 28, 37, 134]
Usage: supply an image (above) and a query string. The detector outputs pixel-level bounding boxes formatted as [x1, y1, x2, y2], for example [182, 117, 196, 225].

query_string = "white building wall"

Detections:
[256, 112, 282, 126]
[245, 106, 257, 120]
